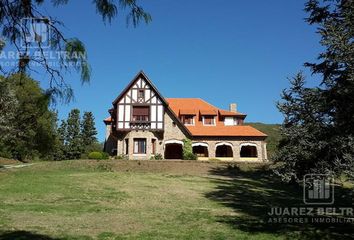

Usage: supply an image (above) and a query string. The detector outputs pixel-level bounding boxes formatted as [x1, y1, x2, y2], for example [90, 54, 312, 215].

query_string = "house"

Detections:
[104, 71, 268, 161]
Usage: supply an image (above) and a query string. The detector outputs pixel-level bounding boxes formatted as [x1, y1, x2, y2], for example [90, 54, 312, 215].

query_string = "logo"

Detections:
[21, 18, 50, 48]
[303, 174, 334, 205]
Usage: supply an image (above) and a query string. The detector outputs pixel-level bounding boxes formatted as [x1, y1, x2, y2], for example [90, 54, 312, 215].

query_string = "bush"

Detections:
[88, 151, 103, 159]
[115, 154, 128, 160]
[183, 152, 197, 160]
[150, 153, 163, 160]
[182, 139, 197, 160]
[102, 152, 109, 159]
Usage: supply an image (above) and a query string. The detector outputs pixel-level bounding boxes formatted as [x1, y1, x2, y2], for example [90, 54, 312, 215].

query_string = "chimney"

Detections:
[229, 103, 237, 112]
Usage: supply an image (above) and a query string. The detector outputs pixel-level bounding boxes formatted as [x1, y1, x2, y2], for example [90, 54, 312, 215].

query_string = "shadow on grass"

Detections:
[206, 164, 354, 240]
[0, 231, 93, 240]
[0, 231, 60, 240]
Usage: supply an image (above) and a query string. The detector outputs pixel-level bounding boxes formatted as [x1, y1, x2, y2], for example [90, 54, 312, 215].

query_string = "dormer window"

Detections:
[181, 115, 194, 125]
[224, 117, 237, 126]
[203, 116, 215, 126]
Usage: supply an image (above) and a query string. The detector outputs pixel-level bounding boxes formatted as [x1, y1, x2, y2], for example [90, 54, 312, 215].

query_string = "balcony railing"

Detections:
[129, 121, 151, 130]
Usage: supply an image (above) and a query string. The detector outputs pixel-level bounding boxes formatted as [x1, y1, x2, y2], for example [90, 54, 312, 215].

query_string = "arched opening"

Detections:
[240, 145, 258, 158]
[193, 146, 208, 157]
[165, 143, 183, 159]
[215, 144, 233, 158]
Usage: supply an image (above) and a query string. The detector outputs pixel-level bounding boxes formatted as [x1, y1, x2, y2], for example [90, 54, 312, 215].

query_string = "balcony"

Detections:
[129, 121, 151, 130]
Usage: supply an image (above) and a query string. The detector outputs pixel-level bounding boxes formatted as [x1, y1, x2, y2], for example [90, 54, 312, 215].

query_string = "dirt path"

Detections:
[0, 163, 34, 169]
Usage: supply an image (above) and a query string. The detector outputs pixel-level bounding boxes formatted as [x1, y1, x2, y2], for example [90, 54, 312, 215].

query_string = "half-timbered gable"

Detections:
[112, 72, 165, 131]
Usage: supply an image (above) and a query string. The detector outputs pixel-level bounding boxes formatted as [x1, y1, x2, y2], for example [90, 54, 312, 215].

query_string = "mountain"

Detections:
[247, 122, 281, 160]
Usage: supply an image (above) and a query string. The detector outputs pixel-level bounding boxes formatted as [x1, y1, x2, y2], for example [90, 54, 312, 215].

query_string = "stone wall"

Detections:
[105, 111, 268, 161]
[191, 137, 268, 161]
[112, 110, 187, 159]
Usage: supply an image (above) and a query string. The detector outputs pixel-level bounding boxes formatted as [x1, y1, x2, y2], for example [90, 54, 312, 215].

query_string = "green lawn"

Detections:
[0, 160, 353, 240]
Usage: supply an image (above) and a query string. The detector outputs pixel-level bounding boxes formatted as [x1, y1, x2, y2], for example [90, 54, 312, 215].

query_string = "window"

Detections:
[181, 115, 194, 125]
[152, 139, 156, 154]
[134, 138, 146, 154]
[224, 117, 238, 126]
[132, 106, 149, 122]
[203, 116, 215, 126]
[138, 90, 144, 99]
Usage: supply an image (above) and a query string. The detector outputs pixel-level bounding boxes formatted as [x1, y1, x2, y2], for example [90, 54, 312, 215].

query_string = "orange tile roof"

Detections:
[166, 98, 267, 137]
[199, 109, 217, 115]
[179, 109, 197, 115]
[219, 109, 246, 117]
[103, 116, 112, 123]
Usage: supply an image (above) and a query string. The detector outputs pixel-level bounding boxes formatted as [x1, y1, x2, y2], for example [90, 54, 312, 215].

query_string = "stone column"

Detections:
[256, 143, 262, 161]
[146, 137, 152, 160]
[233, 143, 240, 161]
[262, 142, 268, 161]
[208, 142, 216, 158]
[128, 137, 134, 159]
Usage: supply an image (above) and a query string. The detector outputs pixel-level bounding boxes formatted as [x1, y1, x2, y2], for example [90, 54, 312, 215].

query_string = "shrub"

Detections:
[150, 153, 163, 160]
[183, 152, 197, 160]
[115, 154, 128, 160]
[102, 152, 109, 159]
[88, 151, 103, 159]
[182, 139, 197, 160]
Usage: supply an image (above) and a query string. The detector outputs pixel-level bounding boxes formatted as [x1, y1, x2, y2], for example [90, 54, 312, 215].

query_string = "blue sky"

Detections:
[11, 1, 323, 141]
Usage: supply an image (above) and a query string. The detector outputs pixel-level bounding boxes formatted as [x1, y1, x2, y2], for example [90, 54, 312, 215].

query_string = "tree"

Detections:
[275, 0, 354, 182]
[1, 74, 57, 161]
[65, 109, 83, 159]
[0, 0, 151, 101]
[81, 112, 98, 151]
[50, 115, 67, 161]
[0, 77, 18, 157]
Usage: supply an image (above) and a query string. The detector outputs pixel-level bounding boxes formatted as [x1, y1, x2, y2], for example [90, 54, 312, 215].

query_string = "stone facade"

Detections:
[105, 110, 188, 160]
[104, 110, 268, 162]
[190, 137, 267, 162]
[103, 71, 268, 162]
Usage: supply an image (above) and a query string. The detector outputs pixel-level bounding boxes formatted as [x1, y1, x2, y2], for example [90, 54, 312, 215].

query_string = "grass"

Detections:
[0, 160, 353, 240]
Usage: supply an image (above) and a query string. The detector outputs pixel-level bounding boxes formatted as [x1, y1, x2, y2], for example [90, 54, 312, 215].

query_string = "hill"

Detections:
[246, 122, 282, 160]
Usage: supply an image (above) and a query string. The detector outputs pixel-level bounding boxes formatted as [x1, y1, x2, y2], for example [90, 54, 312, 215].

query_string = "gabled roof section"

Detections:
[219, 109, 246, 117]
[110, 71, 193, 137]
[166, 98, 266, 138]
[200, 109, 217, 116]
[112, 70, 169, 106]
[179, 109, 197, 115]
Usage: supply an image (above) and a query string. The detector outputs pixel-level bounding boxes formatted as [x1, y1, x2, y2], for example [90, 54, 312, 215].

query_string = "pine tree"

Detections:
[275, 0, 354, 182]
[66, 109, 83, 159]
[81, 112, 98, 152]
[53, 119, 68, 160]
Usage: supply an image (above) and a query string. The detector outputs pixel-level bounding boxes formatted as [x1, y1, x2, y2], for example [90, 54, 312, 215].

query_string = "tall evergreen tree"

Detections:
[0, 77, 18, 157]
[275, 0, 354, 182]
[0, 74, 57, 161]
[51, 117, 67, 161]
[58, 120, 68, 147]
[81, 112, 98, 149]
[66, 109, 83, 159]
